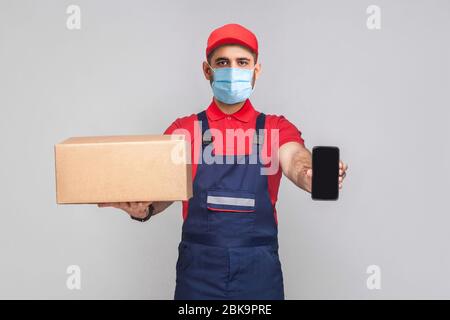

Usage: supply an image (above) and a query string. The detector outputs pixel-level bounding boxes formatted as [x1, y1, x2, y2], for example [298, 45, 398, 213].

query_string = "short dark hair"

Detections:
[207, 44, 258, 65]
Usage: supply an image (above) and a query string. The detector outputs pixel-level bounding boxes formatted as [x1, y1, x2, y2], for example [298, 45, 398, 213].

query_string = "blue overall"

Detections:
[174, 111, 284, 300]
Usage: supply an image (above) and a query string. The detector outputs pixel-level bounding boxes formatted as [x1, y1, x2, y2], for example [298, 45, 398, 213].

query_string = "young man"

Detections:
[99, 23, 348, 299]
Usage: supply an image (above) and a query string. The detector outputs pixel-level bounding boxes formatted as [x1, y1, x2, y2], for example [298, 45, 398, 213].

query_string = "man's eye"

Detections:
[217, 61, 228, 66]
[238, 61, 248, 66]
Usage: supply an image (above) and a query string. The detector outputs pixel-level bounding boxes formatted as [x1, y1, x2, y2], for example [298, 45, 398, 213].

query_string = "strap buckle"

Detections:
[202, 130, 213, 145]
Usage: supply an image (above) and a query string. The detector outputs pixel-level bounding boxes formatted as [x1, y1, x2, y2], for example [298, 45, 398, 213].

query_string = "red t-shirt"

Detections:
[164, 99, 305, 223]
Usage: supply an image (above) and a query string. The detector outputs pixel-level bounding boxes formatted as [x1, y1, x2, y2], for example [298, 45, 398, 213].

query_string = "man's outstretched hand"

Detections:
[280, 142, 348, 193]
[97, 202, 151, 219]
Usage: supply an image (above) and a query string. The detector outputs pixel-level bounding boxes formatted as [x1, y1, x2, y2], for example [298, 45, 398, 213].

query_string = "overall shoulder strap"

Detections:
[197, 111, 212, 145]
[253, 112, 266, 145]
[250, 112, 266, 164]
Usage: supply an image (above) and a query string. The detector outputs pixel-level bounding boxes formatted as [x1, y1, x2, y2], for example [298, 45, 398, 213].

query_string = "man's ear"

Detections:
[203, 61, 213, 81]
[254, 62, 262, 80]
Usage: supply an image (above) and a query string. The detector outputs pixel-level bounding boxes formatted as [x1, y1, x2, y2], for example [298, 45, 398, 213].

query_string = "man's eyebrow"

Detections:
[236, 57, 251, 61]
[214, 57, 230, 62]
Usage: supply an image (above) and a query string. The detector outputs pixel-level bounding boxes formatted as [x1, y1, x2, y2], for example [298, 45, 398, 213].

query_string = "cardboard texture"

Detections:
[54, 134, 192, 204]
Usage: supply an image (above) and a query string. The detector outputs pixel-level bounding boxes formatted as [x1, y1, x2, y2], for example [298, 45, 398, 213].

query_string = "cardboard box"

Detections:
[54, 134, 192, 204]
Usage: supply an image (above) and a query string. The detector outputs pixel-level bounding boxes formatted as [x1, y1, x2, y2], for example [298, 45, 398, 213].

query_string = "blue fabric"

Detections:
[174, 111, 284, 300]
[210, 67, 254, 104]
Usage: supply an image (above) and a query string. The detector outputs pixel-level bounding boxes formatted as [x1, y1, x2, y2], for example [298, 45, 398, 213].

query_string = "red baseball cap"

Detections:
[206, 23, 258, 59]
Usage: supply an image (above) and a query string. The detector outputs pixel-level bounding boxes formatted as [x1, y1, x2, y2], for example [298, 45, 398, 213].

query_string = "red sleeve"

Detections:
[270, 115, 305, 147]
[163, 119, 181, 135]
[163, 114, 198, 175]
[163, 114, 198, 139]
[277, 116, 305, 147]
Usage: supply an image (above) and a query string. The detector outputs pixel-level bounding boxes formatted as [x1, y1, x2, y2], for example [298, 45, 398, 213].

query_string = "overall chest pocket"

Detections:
[206, 190, 256, 235]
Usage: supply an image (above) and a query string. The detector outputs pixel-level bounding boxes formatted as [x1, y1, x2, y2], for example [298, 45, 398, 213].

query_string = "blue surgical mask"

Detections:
[207, 62, 255, 104]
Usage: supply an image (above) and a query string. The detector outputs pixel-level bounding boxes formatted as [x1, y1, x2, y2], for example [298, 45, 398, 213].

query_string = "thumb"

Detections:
[306, 168, 313, 177]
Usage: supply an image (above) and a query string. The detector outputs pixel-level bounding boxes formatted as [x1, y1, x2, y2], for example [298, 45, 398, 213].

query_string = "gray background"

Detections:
[1, 0, 449, 299]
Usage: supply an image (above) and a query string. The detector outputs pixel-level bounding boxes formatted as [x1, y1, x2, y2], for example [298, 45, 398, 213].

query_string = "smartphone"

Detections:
[311, 146, 340, 201]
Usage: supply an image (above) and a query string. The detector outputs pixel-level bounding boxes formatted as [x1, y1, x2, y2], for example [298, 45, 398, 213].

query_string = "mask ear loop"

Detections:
[206, 61, 216, 87]
[206, 61, 216, 73]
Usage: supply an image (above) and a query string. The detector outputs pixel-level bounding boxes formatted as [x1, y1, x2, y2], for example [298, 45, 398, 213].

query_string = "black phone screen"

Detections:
[311, 146, 340, 200]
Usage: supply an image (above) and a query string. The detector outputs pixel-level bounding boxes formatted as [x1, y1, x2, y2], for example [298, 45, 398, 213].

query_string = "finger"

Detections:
[339, 183, 343, 189]
[122, 202, 135, 215]
[339, 176, 343, 182]
[98, 202, 112, 207]
[132, 203, 146, 215]
[110, 203, 123, 209]
[123, 202, 133, 210]
[130, 202, 141, 210]
[339, 161, 343, 169]
[115, 202, 130, 210]
[130, 203, 147, 215]
[136, 203, 146, 214]
[306, 168, 313, 177]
